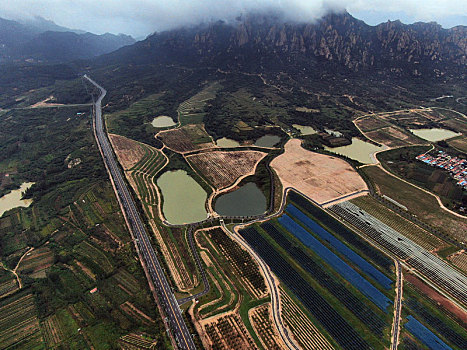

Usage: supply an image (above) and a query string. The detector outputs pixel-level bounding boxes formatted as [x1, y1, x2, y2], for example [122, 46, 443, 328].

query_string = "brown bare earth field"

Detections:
[157, 124, 215, 153]
[448, 136, 467, 153]
[203, 313, 258, 350]
[187, 151, 267, 189]
[405, 272, 467, 325]
[271, 139, 367, 204]
[449, 251, 467, 273]
[366, 127, 422, 147]
[355, 116, 389, 132]
[109, 134, 146, 170]
[249, 303, 285, 350]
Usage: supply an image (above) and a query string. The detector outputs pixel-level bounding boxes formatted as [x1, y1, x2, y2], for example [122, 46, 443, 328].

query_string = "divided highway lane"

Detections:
[84, 75, 196, 350]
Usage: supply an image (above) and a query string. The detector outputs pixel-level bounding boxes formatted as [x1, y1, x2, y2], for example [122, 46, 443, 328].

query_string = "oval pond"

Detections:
[215, 182, 267, 217]
[157, 170, 208, 225]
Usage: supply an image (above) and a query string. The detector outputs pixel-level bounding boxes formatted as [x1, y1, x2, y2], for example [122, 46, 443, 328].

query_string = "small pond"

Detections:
[215, 182, 267, 217]
[157, 170, 208, 225]
[254, 135, 281, 148]
[324, 138, 383, 164]
[293, 124, 317, 135]
[216, 137, 241, 148]
[0, 182, 34, 217]
[151, 115, 177, 128]
[410, 128, 461, 142]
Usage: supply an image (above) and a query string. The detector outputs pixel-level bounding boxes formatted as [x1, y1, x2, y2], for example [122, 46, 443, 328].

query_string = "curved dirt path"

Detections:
[224, 222, 301, 350]
[376, 163, 466, 219]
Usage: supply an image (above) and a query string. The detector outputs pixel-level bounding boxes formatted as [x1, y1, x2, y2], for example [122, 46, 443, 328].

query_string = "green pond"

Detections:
[157, 170, 208, 225]
[151, 115, 176, 128]
[410, 128, 461, 142]
[215, 182, 267, 217]
[216, 137, 241, 148]
[293, 124, 317, 135]
[0, 182, 34, 217]
[325, 137, 383, 164]
[254, 135, 281, 147]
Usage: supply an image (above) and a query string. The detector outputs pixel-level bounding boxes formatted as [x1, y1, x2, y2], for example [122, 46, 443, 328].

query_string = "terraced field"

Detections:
[128, 145, 166, 205]
[192, 227, 271, 349]
[177, 82, 221, 126]
[0, 292, 43, 349]
[16, 246, 54, 278]
[206, 227, 267, 299]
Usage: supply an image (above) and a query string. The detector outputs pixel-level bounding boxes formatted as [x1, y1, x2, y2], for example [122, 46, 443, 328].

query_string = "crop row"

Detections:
[352, 197, 442, 251]
[331, 201, 467, 305]
[288, 191, 393, 273]
[405, 298, 467, 349]
[239, 226, 371, 350]
[250, 304, 282, 350]
[286, 204, 392, 289]
[261, 222, 387, 336]
[119, 333, 154, 349]
[279, 287, 333, 350]
[405, 316, 452, 350]
[278, 214, 392, 311]
[207, 228, 266, 298]
[205, 314, 257, 350]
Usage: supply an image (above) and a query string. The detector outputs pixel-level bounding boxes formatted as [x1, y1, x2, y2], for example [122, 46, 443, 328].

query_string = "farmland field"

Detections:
[351, 195, 447, 251]
[366, 126, 423, 147]
[448, 136, 467, 153]
[279, 287, 334, 350]
[204, 313, 258, 350]
[377, 146, 466, 215]
[271, 139, 367, 204]
[0, 105, 169, 348]
[355, 116, 390, 132]
[186, 150, 266, 189]
[449, 252, 467, 273]
[16, 246, 54, 278]
[0, 292, 43, 349]
[239, 225, 378, 349]
[109, 134, 147, 170]
[158, 124, 215, 153]
[361, 165, 467, 241]
[330, 201, 467, 305]
[249, 303, 284, 350]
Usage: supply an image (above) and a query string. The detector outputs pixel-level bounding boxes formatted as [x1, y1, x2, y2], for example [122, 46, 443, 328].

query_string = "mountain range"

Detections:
[99, 11, 466, 78]
[0, 16, 135, 63]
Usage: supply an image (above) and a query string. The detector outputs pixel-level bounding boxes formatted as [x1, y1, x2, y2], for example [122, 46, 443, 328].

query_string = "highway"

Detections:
[84, 75, 196, 350]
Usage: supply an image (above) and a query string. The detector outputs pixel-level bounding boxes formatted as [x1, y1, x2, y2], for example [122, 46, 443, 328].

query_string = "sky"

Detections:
[0, 0, 466, 38]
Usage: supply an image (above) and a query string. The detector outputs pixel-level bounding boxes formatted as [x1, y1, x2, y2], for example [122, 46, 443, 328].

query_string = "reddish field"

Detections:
[405, 273, 467, 325]
[271, 139, 367, 204]
[187, 150, 266, 189]
[157, 124, 214, 153]
[109, 134, 146, 170]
